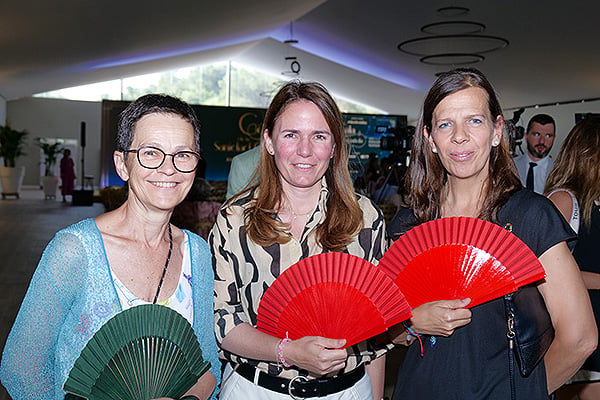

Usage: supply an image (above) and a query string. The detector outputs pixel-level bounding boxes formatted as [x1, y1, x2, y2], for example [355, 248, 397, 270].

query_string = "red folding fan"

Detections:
[378, 217, 546, 309]
[256, 252, 412, 347]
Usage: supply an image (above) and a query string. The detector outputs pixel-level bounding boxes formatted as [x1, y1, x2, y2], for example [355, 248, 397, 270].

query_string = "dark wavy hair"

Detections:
[242, 81, 363, 251]
[406, 68, 521, 223]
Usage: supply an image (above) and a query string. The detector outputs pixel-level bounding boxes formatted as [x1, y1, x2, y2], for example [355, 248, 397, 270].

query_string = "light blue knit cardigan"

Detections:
[0, 218, 221, 399]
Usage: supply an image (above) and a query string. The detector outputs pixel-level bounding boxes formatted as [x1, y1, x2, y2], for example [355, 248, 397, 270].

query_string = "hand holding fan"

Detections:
[256, 252, 412, 347]
[63, 304, 211, 400]
[378, 217, 546, 309]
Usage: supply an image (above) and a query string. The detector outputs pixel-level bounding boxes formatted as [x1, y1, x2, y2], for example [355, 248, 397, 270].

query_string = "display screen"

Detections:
[343, 113, 408, 178]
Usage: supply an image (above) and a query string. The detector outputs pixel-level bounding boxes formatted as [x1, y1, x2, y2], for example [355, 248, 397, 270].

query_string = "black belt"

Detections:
[235, 363, 365, 398]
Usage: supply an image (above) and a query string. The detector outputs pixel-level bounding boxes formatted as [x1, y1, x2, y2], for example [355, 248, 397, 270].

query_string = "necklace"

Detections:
[152, 223, 173, 304]
[444, 186, 481, 218]
[288, 206, 311, 220]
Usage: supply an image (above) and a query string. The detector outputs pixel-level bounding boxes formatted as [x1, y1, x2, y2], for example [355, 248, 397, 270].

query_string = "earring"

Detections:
[432, 146, 438, 153]
[493, 140, 500, 146]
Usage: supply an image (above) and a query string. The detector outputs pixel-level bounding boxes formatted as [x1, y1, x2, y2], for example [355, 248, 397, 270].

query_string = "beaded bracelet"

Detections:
[403, 321, 424, 357]
[278, 334, 292, 368]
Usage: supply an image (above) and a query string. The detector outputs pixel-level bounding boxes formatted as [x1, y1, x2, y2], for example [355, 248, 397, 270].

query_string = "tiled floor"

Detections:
[0, 188, 105, 399]
[0, 188, 405, 399]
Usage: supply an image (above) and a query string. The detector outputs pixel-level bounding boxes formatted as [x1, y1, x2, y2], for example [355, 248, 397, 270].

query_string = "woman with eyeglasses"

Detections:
[0, 94, 220, 400]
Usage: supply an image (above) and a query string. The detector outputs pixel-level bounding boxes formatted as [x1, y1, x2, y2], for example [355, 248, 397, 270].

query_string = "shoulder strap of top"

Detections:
[547, 189, 579, 233]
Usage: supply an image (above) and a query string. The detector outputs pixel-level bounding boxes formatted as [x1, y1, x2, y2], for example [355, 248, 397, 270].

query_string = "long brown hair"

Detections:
[242, 81, 362, 251]
[406, 68, 521, 223]
[545, 118, 600, 229]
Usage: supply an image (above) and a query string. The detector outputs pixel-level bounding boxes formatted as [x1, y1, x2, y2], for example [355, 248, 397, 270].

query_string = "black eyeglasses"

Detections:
[124, 146, 200, 173]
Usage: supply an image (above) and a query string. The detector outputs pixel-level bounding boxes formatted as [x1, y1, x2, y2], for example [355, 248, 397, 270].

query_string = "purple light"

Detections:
[83, 33, 268, 70]
[271, 25, 422, 90]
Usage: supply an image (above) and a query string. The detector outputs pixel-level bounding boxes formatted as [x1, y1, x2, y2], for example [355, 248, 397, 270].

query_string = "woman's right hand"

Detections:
[409, 298, 472, 337]
[282, 336, 348, 375]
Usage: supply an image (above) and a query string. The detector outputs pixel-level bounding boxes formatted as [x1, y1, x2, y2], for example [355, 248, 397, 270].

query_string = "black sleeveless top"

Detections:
[573, 202, 600, 373]
[388, 190, 575, 400]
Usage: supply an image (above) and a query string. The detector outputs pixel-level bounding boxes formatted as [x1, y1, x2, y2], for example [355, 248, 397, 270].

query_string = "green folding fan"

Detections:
[63, 304, 211, 400]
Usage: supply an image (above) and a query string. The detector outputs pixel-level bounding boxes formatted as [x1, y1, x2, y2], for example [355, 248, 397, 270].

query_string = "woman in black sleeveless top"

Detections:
[388, 68, 596, 400]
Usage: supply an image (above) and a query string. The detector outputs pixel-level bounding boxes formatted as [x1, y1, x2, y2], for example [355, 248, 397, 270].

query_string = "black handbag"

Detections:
[504, 284, 555, 377]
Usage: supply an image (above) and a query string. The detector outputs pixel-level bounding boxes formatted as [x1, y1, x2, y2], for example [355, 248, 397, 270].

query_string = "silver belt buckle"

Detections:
[288, 375, 309, 399]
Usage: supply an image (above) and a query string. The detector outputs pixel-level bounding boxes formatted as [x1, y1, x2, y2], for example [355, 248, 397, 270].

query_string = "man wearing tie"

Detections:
[514, 114, 556, 194]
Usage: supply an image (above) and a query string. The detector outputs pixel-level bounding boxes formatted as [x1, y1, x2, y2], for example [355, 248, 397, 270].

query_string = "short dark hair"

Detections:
[526, 114, 555, 133]
[117, 94, 201, 153]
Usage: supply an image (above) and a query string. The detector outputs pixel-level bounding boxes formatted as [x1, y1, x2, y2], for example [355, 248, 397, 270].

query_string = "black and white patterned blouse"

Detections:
[210, 179, 389, 380]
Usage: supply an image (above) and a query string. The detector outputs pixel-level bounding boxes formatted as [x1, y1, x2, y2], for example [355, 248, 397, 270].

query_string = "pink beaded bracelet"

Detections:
[278, 335, 292, 368]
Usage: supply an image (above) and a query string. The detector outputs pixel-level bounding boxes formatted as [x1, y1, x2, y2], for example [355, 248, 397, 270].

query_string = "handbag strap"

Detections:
[504, 222, 516, 400]
[507, 306, 516, 400]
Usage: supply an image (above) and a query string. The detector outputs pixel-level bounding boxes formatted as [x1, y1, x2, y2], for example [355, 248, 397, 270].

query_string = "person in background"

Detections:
[0, 94, 220, 400]
[353, 174, 368, 196]
[210, 81, 389, 399]
[387, 68, 596, 399]
[545, 118, 600, 400]
[225, 145, 261, 200]
[363, 152, 380, 198]
[60, 148, 75, 202]
[513, 113, 556, 193]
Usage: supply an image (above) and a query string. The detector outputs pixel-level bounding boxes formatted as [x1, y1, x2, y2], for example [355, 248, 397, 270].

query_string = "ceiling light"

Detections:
[399, 34, 509, 56]
[437, 6, 470, 17]
[282, 56, 301, 75]
[281, 22, 301, 76]
[421, 21, 485, 35]
[398, 6, 509, 66]
[284, 21, 298, 45]
[420, 53, 485, 65]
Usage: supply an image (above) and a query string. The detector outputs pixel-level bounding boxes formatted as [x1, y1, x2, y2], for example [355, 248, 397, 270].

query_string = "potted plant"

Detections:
[0, 125, 28, 199]
[35, 138, 64, 199]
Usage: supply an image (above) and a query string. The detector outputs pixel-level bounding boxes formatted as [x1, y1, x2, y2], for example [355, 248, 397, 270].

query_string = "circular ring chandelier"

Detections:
[398, 7, 509, 66]
[398, 34, 509, 56]
[421, 21, 485, 35]
[420, 53, 485, 65]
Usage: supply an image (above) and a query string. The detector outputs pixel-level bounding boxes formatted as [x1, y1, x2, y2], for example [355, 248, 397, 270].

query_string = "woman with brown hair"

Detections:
[387, 68, 596, 399]
[210, 81, 388, 399]
[545, 118, 600, 400]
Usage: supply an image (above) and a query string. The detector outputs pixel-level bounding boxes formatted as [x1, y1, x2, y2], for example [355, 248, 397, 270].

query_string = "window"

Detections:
[35, 61, 382, 113]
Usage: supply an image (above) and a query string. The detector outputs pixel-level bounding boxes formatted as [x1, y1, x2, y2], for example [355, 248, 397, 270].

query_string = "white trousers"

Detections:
[219, 363, 374, 400]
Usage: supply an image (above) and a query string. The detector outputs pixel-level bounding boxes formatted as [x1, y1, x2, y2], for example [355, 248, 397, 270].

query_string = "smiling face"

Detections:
[263, 100, 335, 193]
[426, 86, 502, 183]
[114, 113, 196, 211]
